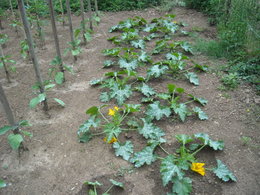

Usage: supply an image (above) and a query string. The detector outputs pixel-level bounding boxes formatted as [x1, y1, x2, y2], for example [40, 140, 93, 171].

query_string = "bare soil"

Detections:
[0, 7, 259, 195]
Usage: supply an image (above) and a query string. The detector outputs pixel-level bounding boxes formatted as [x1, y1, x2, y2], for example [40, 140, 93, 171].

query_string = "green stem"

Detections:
[104, 184, 114, 194]
[94, 185, 97, 195]
[92, 131, 105, 136]
[184, 100, 194, 105]
[99, 110, 110, 123]
[121, 128, 137, 131]
[157, 156, 164, 160]
[179, 67, 194, 73]
[159, 144, 170, 155]
[192, 144, 206, 156]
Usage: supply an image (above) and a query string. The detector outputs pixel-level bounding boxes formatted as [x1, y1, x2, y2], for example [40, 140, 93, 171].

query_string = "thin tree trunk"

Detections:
[18, 0, 48, 111]
[59, 0, 65, 26]
[66, 0, 77, 61]
[34, 0, 45, 48]
[9, 0, 19, 34]
[94, 0, 99, 17]
[0, 45, 11, 83]
[48, 0, 65, 75]
[0, 19, 3, 30]
[0, 83, 16, 127]
[80, 0, 87, 45]
[87, 0, 93, 31]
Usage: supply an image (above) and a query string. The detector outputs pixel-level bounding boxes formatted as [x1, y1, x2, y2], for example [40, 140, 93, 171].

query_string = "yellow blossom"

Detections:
[173, 21, 177, 24]
[103, 137, 117, 144]
[108, 108, 115, 116]
[114, 106, 119, 111]
[191, 162, 206, 176]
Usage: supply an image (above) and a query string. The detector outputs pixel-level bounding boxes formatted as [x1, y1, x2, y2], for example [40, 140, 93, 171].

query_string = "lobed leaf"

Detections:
[145, 101, 171, 121]
[213, 160, 237, 182]
[172, 177, 192, 195]
[130, 146, 157, 168]
[138, 118, 165, 140]
[113, 141, 134, 161]
[185, 72, 199, 86]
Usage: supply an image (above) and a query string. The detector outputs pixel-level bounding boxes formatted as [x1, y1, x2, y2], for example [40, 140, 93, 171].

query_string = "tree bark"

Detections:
[94, 0, 99, 17]
[0, 83, 15, 127]
[59, 0, 66, 26]
[0, 19, 3, 30]
[0, 45, 11, 83]
[48, 0, 64, 74]
[9, 0, 19, 34]
[80, 0, 87, 45]
[87, 0, 93, 31]
[18, 0, 48, 111]
[66, 0, 77, 61]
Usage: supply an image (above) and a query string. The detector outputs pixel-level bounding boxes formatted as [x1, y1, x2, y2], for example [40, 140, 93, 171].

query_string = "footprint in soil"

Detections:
[76, 174, 134, 195]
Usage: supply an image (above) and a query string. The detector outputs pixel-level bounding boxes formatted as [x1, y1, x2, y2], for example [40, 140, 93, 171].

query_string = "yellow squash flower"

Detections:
[103, 137, 117, 144]
[191, 162, 206, 176]
[108, 108, 115, 116]
[114, 106, 119, 111]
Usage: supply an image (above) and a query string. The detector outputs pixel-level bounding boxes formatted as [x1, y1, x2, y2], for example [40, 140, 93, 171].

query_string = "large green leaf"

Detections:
[180, 41, 193, 54]
[113, 141, 134, 161]
[124, 104, 141, 113]
[138, 118, 165, 140]
[7, 134, 23, 150]
[188, 94, 208, 106]
[0, 126, 13, 135]
[213, 160, 237, 182]
[104, 124, 122, 142]
[103, 60, 115, 68]
[192, 107, 208, 120]
[110, 84, 132, 106]
[118, 58, 138, 71]
[102, 48, 121, 56]
[147, 65, 168, 79]
[152, 40, 167, 54]
[86, 106, 99, 116]
[100, 92, 111, 103]
[145, 101, 171, 120]
[185, 72, 199, 86]
[109, 179, 124, 188]
[194, 133, 224, 150]
[175, 134, 194, 145]
[131, 39, 145, 49]
[136, 83, 156, 97]
[130, 146, 157, 168]
[55, 72, 64, 85]
[138, 51, 151, 62]
[172, 177, 192, 195]
[29, 93, 46, 108]
[0, 179, 6, 188]
[78, 116, 101, 135]
[160, 155, 184, 186]
[172, 103, 188, 122]
[53, 98, 65, 107]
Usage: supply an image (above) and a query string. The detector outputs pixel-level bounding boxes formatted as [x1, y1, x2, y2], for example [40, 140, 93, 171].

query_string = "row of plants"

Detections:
[77, 15, 236, 194]
[0, 0, 100, 187]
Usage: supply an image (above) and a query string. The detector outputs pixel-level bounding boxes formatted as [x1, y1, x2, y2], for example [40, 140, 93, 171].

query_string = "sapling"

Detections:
[0, 82, 32, 152]
[0, 34, 16, 83]
[48, 0, 65, 83]
[80, 0, 87, 45]
[18, 0, 48, 111]
[87, 0, 93, 30]
[66, 0, 79, 62]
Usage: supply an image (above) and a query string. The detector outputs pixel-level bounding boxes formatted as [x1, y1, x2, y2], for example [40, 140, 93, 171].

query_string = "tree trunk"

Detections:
[66, 0, 77, 61]
[59, 0, 65, 26]
[34, 0, 45, 48]
[18, 0, 48, 111]
[48, 0, 64, 75]
[87, 0, 93, 31]
[0, 45, 11, 83]
[0, 83, 15, 127]
[80, 0, 87, 45]
[94, 0, 99, 17]
[9, 0, 19, 34]
[0, 19, 3, 30]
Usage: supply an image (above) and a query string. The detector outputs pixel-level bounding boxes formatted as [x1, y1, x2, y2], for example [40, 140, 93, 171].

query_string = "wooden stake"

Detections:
[18, 0, 48, 111]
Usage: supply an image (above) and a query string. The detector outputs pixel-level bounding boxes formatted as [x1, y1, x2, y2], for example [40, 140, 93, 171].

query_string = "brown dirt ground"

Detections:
[0, 7, 259, 195]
